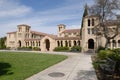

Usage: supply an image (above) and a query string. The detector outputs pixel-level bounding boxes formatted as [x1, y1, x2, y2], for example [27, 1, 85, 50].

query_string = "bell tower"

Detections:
[17, 24, 31, 47]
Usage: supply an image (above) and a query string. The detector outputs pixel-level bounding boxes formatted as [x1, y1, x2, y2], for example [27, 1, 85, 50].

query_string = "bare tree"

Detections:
[89, 0, 120, 49]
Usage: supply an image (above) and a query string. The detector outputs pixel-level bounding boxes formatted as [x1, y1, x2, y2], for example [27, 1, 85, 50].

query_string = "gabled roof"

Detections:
[7, 31, 16, 34]
[62, 29, 80, 33]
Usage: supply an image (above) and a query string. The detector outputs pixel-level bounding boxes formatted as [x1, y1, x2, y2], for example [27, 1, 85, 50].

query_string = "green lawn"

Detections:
[0, 52, 67, 80]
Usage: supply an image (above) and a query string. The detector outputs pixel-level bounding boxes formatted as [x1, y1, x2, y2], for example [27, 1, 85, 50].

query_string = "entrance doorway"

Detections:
[88, 39, 94, 49]
[45, 39, 50, 51]
[18, 40, 21, 47]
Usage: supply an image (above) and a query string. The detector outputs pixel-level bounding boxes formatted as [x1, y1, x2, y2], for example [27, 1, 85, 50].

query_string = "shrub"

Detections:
[97, 46, 105, 52]
[97, 50, 114, 60]
[70, 46, 82, 52]
[17, 46, 32, 51]
[112, 48, 120, 54]
[54, 47, 69, 51]
[33, 47, 41, 51]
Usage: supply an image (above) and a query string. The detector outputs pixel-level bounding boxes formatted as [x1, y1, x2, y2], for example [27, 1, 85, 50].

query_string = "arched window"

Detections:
[61, 41, 63, 47]
[69, 41, 71, 47]
[39, 41, 40, 46]
[57, 41, 60, 47]
[118, 40, 120, 47]
[74, 41, 77, 46]
[112, 40, 116, 48]
[92, 19, 94, 26]
[88, 19, 90, 26]
[65, 41, 68, 47]
[88, 39, 94, 49]
[78, 41, 80, 46]
[27, 42, 29, 46]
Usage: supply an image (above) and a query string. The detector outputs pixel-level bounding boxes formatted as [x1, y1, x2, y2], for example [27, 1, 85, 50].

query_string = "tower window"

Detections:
[88, 19, 90, 26]
[88, 28, 90, 34]
[92, 19, 95, 26]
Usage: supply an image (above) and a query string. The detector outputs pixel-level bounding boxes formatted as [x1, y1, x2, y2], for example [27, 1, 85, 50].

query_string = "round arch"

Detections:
[118, 40, 120, 47]
[45, 39, 50, 51]
[88, 39, 94, 49]
[18, 40, 22, 47]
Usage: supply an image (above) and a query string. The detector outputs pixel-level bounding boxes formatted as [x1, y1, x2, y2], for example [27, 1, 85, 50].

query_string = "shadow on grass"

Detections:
[0, 62, 13, 76]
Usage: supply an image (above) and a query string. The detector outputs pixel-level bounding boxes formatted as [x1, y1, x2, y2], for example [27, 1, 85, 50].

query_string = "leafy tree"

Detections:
[89, 0, 120, 49]
[0, 37, 6, 49]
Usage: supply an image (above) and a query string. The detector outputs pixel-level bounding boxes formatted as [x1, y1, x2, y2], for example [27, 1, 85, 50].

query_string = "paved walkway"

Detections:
[25, 52, 98, 80]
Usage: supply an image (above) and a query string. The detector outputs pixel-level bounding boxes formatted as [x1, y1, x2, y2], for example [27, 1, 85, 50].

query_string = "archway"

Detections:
[88, 39, 94, 49]
[18, 40, 21, 47]
[45, 39, 50, 51]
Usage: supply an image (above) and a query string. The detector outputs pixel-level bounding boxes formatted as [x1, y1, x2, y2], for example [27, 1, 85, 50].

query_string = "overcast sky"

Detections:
[0, 0, 93, 37]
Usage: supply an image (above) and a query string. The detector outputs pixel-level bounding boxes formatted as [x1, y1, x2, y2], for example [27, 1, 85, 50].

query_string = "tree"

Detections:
[80, 4, 88, 38]
[0, 37, 6, 49]
[89, 0, 120, 49]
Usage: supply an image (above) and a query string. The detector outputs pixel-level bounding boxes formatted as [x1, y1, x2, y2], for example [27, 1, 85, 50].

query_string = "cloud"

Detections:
[0, 0, 32, 18]
[0, 0, 93, 37]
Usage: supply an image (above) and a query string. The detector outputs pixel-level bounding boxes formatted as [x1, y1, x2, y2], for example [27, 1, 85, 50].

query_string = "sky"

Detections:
[0, 0, 94, 37]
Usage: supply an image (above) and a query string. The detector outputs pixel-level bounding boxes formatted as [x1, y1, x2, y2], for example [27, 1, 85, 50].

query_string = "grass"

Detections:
[0, 52, 67, 80]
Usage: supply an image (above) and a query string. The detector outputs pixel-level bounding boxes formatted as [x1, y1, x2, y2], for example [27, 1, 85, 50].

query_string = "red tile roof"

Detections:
[55, 37, 80, 40]
[7, 31, 16, 34]
[31, 30, 57, 39]
[17, 24, 31, 27]
[62, 29, 80, 33]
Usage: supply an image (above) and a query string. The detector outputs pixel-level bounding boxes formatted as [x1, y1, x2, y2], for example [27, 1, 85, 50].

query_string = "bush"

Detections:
[97, 46, 105, 52]
[33, 47, 41, 51]
[97, 50, 114, 60]
[70, 46, 82, 52]
[112, 48, 120, 54]
[54, 47, 69, 51]
[17, 46, 32, 51]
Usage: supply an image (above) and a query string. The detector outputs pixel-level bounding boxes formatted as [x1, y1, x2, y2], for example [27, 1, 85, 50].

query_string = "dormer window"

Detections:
[88, 19, 90, 26]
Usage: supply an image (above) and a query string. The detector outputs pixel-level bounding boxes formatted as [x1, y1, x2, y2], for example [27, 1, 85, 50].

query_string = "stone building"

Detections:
[6, 24, 81, 51]
[81, 15, 120, 52]
[6, 15, 120, 52]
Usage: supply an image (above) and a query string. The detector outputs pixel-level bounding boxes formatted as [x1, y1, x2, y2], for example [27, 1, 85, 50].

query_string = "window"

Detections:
[18, 33, 22, 37]
[118, 40, 120, 47]
[61, 41, 63, 47]
[112, 40, 116, 48]
[69, 41, 71, 47]
[78, 41, 80, 46]
[92, 28, 94, 34]
[88, 28, 90, 34]
[74, 41, 77, 46]
[19, 28, 22, 32]
[88, 19, 90, 26]
[92, 19, 94, 26]
[57, 41, 60, 47]
[65, 41, 68, 47]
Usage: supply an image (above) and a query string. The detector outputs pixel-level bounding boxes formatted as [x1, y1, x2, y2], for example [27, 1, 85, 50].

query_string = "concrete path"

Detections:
[25, 52, 98, 80]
